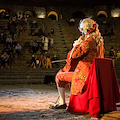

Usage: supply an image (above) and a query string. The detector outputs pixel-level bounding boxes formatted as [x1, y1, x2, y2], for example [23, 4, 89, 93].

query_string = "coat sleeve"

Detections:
[72, 39, 90, 59]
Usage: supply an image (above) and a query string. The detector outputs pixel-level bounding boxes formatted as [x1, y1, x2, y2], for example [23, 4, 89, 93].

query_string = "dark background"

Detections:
[0, 0, 120, 7]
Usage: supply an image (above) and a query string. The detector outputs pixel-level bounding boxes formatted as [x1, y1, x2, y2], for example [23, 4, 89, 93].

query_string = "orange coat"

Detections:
[56, 35, 98, 95]
[71, 36, 97, 95]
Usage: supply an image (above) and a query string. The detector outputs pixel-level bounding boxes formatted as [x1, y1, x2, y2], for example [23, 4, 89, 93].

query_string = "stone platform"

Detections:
[0, 84, 119, 120]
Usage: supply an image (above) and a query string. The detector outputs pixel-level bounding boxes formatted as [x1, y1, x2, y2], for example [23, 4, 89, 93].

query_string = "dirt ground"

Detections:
[0, 84, 120, 120]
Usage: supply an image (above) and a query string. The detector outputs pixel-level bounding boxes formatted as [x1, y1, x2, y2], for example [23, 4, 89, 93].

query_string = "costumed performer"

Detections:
[49, 18, 104, 109]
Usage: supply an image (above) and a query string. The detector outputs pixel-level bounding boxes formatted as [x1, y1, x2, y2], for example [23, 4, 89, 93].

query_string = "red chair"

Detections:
[67, 57, 120, 118]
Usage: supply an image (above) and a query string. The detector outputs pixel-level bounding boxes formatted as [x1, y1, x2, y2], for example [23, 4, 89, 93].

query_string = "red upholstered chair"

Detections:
[67, 57, 120, 118]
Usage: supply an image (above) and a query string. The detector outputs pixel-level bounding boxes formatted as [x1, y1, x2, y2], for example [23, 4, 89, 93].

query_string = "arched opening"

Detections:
[0, 9, 5, 13]
[48, 14, 56, 20]
[97, 11, 108, 18]
[72, 11, 85, 19]
[111, 8, 120, 18]
[47, 11, 58, 20]
[24, 10, 36, 17]
[0, 9, 11, 19]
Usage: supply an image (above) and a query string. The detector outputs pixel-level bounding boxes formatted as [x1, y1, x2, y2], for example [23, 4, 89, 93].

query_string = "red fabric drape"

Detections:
[67, 57, 120, 118]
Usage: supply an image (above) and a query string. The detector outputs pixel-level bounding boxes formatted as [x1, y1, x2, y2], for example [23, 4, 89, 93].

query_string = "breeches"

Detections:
[55, 70, 74, 88]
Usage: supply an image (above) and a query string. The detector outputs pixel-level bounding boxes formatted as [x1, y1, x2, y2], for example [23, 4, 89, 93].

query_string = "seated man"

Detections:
[116, 51, 120, 61]
[38, 54, 45, 68]
[51, 55, 59, 68]
[15, 43, 21, 58]
[30, 55, 36, 68]
[45, 55, 52, 68]
[1, 51, 10, 69]
[49, 18, 104, 109]
[32, 40, 38, 54]
[6, 34, 12, 47]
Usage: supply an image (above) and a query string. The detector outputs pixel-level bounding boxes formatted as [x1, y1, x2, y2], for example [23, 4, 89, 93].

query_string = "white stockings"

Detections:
[57, 85, 65, 105]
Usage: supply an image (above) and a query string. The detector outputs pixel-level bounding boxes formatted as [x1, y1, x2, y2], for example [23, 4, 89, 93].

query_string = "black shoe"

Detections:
[49, 103, 67, 110]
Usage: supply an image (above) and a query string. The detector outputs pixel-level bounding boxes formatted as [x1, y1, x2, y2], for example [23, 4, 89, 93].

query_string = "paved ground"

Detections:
[0, 84, 120, 120]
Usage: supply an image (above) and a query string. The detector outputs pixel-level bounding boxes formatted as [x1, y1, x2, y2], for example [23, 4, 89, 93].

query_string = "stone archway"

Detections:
[47, 11, 58, 20]
[111, 8, 120, 17]
[0, 8, 11, 19]
[24, 10, 36, 17]
[0, 9, 5, 13]
[97, 11, 108, 18]
[72, 11, 85, 19]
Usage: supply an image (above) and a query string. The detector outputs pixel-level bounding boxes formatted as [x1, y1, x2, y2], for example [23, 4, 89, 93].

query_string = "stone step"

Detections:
[57, 49, 67, 52]
[0, 69, 59, 84]
[0, 78, 44, 84]
[0, 75, 45, 79]
[0, 73, 56, 79]
[0, 68, 59, 73]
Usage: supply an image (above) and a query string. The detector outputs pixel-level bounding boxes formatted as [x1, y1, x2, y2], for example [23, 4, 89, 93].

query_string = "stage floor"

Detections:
[0, 84, 120, 120]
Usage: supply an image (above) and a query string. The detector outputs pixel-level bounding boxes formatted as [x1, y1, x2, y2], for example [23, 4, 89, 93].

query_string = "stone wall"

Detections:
[0, 4, 118, 20]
